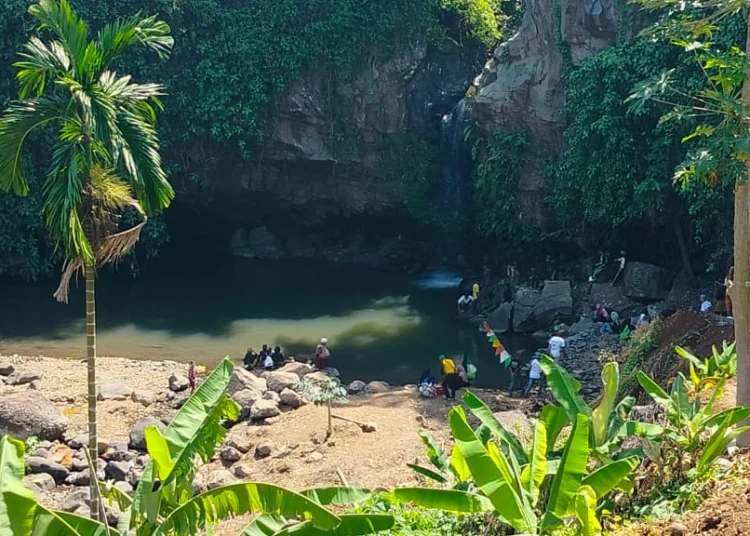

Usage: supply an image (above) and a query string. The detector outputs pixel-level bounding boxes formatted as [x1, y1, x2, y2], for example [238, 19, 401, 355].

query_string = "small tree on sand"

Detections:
[297, 376, 348, 439]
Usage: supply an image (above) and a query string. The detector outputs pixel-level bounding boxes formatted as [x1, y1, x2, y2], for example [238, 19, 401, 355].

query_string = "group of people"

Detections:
[418, 355, 476, 400]
[509, 333, 567, 397]
[243, 337, 332, 372]
[457, 282, 481, 314]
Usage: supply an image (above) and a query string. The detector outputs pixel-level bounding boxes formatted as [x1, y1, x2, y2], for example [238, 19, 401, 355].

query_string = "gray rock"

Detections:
[126, 467, 143, 488]
[114, 481, 133, 494]
[220, 446, 242, 463]
[168, 374, 190, 393]
[263, 390, 281, 403]
[65, 470, 91, 487]
[307, 452, 324, 463]
[255, 441, 275, 459]
[29, 380, 41, 391]
[323, 368, 340, 378]
[486, 302, 512, 334]
[97, 382, 133, 401]
[225, 438, 253, 454]
[624, 262, 671, 300]
[24, 473, 56, 493]
[347, 380, 366, 395]
[31, 447, 53, 459]
[534, 281, 573, 327]
[232, 388, 264, 420]
[277, 362, 313, 378]
[132, 390, 155, 406]
[364, 381, 390, 394]
[108, 450, 136, 463]
[233, 463, 253, 479]
[191, 472, 207, 495]
[0, 363, 14, 376]
[136, 454, 151, 467]
[61, 488, 91, 512]
[105, 460, 132, 482]
[207, 469, 235, 490]
[0, 390, 65, 441]
[9, 370, 42, 386]
[71, 458, 88, 472]
[250, 399, 280, 420]
[279, 388, 304, 408]
[26, 457, 69, 483]
[266, 371, 300, 393]
[66, 435, 87, 450]
[227, 368, 268, 395]
[129, 417, 166, 451]
[512, 288, 539, 332]
[105, 505, 120, 527]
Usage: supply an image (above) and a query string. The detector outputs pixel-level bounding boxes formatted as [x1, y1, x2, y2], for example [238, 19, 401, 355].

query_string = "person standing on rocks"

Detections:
[314, 338, 331, 370]
[612, 251, 626, 286]
[524, 355, 543, 396]
[188, 360, 197, 394]
[472, 282, 480, 300]
[548, 332, 567, 361]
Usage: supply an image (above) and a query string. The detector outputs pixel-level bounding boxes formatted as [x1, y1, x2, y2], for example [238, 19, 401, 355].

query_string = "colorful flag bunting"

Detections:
[482, 322, 512, 367]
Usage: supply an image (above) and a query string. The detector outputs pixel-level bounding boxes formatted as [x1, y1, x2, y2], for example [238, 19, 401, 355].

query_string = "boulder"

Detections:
[486, 302, 512, 334]
[512, 288, 539, 332]
[227, 368, 268, 395]
[266, 371, 300, 393]
[51, 444, 73, 469]
[26, 457, 69, 483]
[191, 472, 207, 495]
[534, 281, 573, 327]
[231, 389, 264, 420]
[65, 471, 91, 487]
[9, 370, 42, 386]
[207, 469, 236, 490]
[61, 489, 91, 513]
[623, 262, 671, 301]
[277, 362, 313, 378]
[250, 399, 281, 420]
[279, 388, 304, 408]
[255, 441, 275, 459]
[0, 363, 14, 376]
[168, 374, 190, 393]
[0, 390, 66, 441]
[263, 391, 281, 403]
[304, 372, 331, 385]
[132, 390, 155, 406]
[24, 473, 56, 494]
[105, 460, 133, 482]
[127, 467, 143, 488]
[71, 458, 88, 472]
[97, 382, 133, 401]
[114, 481, 133, 494]
[364, 381, 390, 394]
[225, 438, 253, 454]
[233, 463, 253, 478]
[32, 448, 53, 459]
[220, 446, 242, 463]
[347, 380, 366, 395]
[323, 368, 341, 378]
[129, 417, 166, 451]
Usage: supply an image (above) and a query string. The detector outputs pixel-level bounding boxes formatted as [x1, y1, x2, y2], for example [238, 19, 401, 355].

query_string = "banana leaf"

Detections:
[574, 485, 601, 536]
[592, 363, 619, 447]
[540, 405, 569, 451]
[416, 430, 449, 473]
[520, 420, 547, 507]
[301, 488, 371, 506]
[580, 456, 639, 498]
[0, 435, 37, 535]
[540, 357, 591, 424]
[269, 514, 395, 536]
[406, 464, 448, 484]
[698, 414, 750, 475]
[393, 488, 493, 513]
[462, 391, 527, 465]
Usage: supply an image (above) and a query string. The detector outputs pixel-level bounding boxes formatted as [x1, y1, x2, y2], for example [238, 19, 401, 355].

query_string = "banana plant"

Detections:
[394, 399, 638, 535]
[407, 430, 471, 488]
[676, 342, 737, 394]
[635, 371, 750, 475]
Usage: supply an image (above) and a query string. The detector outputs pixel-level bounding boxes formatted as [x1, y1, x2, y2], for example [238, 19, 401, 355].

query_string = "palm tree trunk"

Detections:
[736, 13, 750, 446]
[85, 262, 99, 519]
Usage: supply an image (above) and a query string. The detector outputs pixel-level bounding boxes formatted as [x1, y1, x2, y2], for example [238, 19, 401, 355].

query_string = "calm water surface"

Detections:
[0, 251, 535, 387]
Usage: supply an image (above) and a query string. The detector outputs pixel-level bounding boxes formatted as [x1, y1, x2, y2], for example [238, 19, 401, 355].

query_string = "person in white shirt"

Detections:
[548, 333, 566, 360]
[457, 295, 469, 314]
[524, 357, 543, 396]
[700, 294, 713, 313]
[612, 251, 626, 286]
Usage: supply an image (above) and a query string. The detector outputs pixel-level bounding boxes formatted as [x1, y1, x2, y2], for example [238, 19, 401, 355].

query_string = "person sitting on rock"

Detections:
[314, 338, 331, 370]
[271, 346, 285, 368]
[262, 352, 274, 370]
[259, 344, 272, 365]
[699, 294, 713, 313]
[243, 347, 259, 370]
[594, 303, 610, 323]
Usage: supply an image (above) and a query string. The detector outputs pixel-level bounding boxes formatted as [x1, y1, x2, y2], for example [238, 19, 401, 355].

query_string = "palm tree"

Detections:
[0, 0, 174, 518]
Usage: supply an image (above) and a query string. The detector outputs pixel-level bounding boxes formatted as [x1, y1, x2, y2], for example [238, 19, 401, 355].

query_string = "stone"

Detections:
[255, 441, 275, 459]
[207, 469, 236, 490]
[129, 417, 166, 451]
[534, 281, 573, 327]
[277, 362, 313, 378]
[97, 382, 133, 401]
[9, 370, 42, 386]
[307, 452, 324, 463]
[51, 444, 74, 469]
[492, 410, 532, 439]
[263, 390, 281, 403]
[32, 447, 53, 459]
[250, 399, 281, 420]
[225, 438, 253, 454]
[24, 473, 56, 493]
[220, 446, 242, 463]
[71, 458, 88, 472]
[364, 381, 390, 394]
[237, 226, 283, 259]
[486, 302, 512, 334]
[232, 388, 265, 420]
[26, 457, 69, 483]
[29, 380, 41, 391]
[136, 454, 151, 467]
[66, 435, 87, 450]
[227, 368, 268, 395]
[114, 481, 134, 494]
[233, 463, 253, 479]
[132, 390, 155, 406]
[0, 391, 65, 441]
[105, 506, 121, 527]
[169, 374, 190, 392]
[347, 380, 366, 395]
[0, 363, 14, 376]
[362, 422, 378, 433]
[323, 368, 341, 378]
[512, 288, 540, 332]
[108, 450, 136, 463]
[624, 262, 671, 300]
[266, 371, 300, 393]
[65, 470, 91, 487]
[668, 523, 689, 536]
[127, 467, 143, 488]
[105, 461, 133, 482]
[279, 388, 304, 408]
[192, 472, 207, 495]
[61, 488, 91, 512]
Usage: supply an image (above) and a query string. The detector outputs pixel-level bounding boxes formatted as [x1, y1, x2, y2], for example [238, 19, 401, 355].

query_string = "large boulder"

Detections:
[623, 262, 671, 301]
[129, 417, 166, 451]
[207, 469, 236, 489]
[250, 399, 281, 420]
[364, 381, 390, 394]
[0, 391, 66, 441]
[232, 389, 264, 420]
[0, 363, 14, 376]
[534, 281, 573, 326]
[486, 302, 512, 334]
[168, 374, 190, 393]
[277, 362, 313, 378]
[266, 371, 300, 393]
[9, 371, 42, 386]
[26, 457, 70, 484]
[512, 288, 539, 332]
[347, 380, 366, 395]
[227, 368, 268, 395]
[279, 388, 304, 408]
[98, 382, 133, 401]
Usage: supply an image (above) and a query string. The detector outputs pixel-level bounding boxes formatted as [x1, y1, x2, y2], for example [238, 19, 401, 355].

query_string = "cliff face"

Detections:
[471, 0, 620, 227]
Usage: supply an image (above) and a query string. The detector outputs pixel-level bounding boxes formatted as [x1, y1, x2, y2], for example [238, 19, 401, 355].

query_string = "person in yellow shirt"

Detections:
[472, 282, 480, 300]
[439, 354, 463, 399]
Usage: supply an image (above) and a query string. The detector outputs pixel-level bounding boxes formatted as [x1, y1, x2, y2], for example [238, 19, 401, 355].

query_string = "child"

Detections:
[188, 361, 197, 394]
[524, 356, 542, 397]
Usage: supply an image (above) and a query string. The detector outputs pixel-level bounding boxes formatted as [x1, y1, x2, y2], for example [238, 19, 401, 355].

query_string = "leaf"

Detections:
[540, 356, 591, 424]
[637, 372, 674, 411]
[581, 456, 640, 498]
[301, 488, 371, 507]
[698, 418, 750, 475]
[158, 483, 341, 535]
[144, 426, 171, 481]
[407, 464, 448, 484]
[238, 515, 287, 536]
[393, 488, 494, 513]
[521, 420, 547, 507]
[702, 407, 750, 430]
[540, 405, 569, 451]
[462, 391, 528, 464]
[449, 444, 471, 483]
[416, 430, 449, 473]
[574, 485, 601, 536]
[270, 515, 395, 536]
[33, 509, 121, 536]
[542, 414, 589, 530]
[0, 436, 38, 535]
[592, 362, 619, 447]
[676, 346, 706, 372]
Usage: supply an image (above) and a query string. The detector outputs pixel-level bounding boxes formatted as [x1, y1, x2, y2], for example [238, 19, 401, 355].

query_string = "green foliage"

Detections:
[620, 321, 660, 393]
[676, 341, 737, 392]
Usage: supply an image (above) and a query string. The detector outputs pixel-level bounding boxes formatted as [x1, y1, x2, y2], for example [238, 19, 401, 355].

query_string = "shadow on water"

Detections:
[0, 247, 538, 387]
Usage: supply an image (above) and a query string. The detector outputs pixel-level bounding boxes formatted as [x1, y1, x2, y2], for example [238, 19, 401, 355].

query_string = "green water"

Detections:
[0, 252, 535, 387]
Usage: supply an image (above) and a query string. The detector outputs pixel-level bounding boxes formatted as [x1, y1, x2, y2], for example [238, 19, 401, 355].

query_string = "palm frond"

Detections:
[96, 12, 174, 69]
[28, 0, 89, 73]
[0, 95, 69, 195]
[14, 37, 70, 98]
[89, 165, 134, 211]
[98, 71, 164, 103]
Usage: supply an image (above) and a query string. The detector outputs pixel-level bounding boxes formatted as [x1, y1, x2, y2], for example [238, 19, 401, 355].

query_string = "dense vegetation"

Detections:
[0, 0, 507, 280]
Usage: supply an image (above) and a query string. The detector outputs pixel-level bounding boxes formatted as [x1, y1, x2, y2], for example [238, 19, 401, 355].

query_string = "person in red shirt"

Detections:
[314, 338, 331, 370]
[188, 360, 197, 394]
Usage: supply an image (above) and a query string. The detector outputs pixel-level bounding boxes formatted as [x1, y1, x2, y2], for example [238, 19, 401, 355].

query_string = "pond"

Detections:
[0, 249, 537, 387]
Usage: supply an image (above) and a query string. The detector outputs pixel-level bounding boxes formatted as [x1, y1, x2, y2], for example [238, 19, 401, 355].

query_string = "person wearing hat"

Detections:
[314, 338, 331, 370]
[439, 354, 462, 400]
